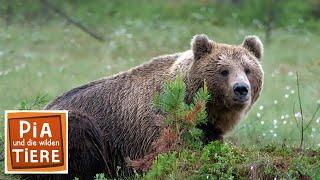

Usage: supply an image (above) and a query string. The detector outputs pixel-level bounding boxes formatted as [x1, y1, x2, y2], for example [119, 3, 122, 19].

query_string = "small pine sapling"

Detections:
[127, 77, 210, 172]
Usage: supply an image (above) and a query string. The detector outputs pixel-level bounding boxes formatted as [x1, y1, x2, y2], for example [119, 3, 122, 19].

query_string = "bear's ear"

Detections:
[242, 35, 263, 60]
[191, 34, 213, 60]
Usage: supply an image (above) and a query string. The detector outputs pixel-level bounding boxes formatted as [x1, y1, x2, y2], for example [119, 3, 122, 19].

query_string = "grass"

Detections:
[144, 142, 320, 179]
[0, 2, 319, 178]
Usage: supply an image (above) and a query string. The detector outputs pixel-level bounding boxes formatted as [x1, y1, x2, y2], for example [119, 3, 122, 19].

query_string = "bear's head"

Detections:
[184, 34, 264, 133]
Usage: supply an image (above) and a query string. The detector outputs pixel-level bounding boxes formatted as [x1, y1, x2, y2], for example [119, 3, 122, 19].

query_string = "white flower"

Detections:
[274, 100, 278, 104]
[270, 130, 274, 133]
[285, 114, 289, 119]
[273, 119, 278, 124]
[295, 112, 302, 118]
[281, 115, 285, 120]
[288, 71, 294, 76]
[261, 121, 265, 125]
[291, 90, 295, 94]
[286, 86, 291, 90]
[284, 94, 289, 98]
[316, 117, 320, 123]
[283, 121, 287, 125]
[250, 166, 254, 170]
[273, 133, 277, 137]
[263, 133, 266, 136]
[317, 144, 320, 147]
[257, 113, 261, 118]
[274, 125, 278, 129]
[259, 105, 264, 110]
[37, 72, 43, 77]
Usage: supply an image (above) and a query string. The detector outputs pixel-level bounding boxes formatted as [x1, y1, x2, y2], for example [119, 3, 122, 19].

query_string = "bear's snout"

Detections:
[233, 82, 250, 102]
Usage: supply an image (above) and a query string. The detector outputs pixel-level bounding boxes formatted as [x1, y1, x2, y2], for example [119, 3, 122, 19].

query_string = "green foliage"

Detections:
[146, 142, 320, 179]
[19, 94, 49, 110]
[2, 0, 319, 32]
[199, 142, 236, 179]
[93, 173, 108, 180]
[144, 152, 178, 180]
[190, 83, 210, 125]
[153, 76, 209, 131]
[152, 76, 187, 124]
[182, 127, 204, 149]
[315, 159, 320, 179]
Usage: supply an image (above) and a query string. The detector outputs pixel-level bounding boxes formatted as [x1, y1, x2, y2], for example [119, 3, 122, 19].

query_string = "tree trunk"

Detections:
[265, 0, 276, 44]
[41, 0, 52, 22]
[5, 0, 13, 26]
[42, 0, 105, 42]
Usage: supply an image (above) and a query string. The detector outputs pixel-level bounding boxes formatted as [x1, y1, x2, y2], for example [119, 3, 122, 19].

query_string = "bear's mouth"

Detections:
[232, 96, 250, 104]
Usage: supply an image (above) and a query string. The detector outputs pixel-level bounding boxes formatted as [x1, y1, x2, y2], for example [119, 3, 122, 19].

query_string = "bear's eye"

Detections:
[221, 70, 229, 77]
[245, 68, 251, 75]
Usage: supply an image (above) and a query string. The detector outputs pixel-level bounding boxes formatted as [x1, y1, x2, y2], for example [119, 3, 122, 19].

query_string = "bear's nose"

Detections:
[233, 83, 249, 97]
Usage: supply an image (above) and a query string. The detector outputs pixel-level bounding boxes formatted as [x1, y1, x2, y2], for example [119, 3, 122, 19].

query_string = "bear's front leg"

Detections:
[197, 122, 224, 144]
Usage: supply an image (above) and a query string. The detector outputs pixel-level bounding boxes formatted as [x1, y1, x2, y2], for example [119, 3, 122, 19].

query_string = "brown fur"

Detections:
[38, 34, 263, 179]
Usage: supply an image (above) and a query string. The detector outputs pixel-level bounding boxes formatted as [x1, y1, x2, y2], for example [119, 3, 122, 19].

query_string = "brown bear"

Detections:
[30, 34, 264, 179]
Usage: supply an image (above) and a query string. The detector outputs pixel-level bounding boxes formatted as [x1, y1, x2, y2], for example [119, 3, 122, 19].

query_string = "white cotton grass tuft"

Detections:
[257, 113, 261, 118]
[259, 105, 264, 110]
[270, 130, 274, 133]
[316, 117, 320, 123]
[295, 112, 302, 118]
[288, 71, 294, 76]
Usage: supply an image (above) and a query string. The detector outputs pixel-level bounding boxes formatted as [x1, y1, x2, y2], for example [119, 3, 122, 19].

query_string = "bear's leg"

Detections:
[22, 111, 110, 180]
[67, 111, 111, 179]
[197, 123, 224, 144]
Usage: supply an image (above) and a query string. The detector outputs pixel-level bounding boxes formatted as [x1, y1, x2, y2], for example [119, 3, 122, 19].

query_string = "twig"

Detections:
[296, 72, 304, 150]
[42, 0, 105, 42]
[303, 104, 320, 131]
[292, 100, 300, 129]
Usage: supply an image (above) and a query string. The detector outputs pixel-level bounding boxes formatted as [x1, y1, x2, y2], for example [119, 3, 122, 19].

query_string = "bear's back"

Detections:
[44, 53, 180, 160]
